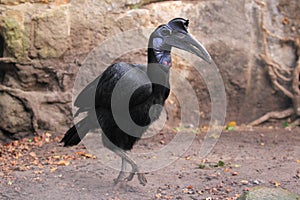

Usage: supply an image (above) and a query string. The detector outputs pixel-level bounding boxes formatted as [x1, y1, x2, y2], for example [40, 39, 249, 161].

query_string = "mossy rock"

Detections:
[0, 15, 30, 62]
[238, 187, 300, 200]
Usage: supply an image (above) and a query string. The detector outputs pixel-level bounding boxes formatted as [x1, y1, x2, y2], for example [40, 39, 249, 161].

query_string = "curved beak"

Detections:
[165, 32, 212, 64]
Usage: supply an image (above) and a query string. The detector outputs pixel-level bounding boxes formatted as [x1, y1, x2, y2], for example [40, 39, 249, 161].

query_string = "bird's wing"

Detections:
[95, 62, 152, 108]
[74, 75, 102, 110]
[74, 62, 152, 112]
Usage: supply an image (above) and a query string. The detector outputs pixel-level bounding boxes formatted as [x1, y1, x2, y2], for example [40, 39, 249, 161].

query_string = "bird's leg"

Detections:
[114, 157, 127, 185]
[113, 149, 147, 186]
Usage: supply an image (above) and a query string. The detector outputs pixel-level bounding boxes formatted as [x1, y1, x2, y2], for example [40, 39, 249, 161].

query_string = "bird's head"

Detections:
[150, 18, 211, 64]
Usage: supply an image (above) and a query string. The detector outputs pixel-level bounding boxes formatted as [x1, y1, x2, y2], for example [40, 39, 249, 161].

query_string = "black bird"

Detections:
[61, 18, 211, 186]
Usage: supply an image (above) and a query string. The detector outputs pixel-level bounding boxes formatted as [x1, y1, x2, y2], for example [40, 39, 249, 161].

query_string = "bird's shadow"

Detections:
[113, 181, 141, 193]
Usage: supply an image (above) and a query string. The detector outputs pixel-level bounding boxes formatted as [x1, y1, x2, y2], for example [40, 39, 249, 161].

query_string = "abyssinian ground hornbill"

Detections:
[61, 18, 211, 186]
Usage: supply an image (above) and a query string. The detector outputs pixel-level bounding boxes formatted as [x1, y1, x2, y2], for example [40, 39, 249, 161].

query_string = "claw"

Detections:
[112, 150, 147, 186]
[125, 172, 135, 182]
[137, 173, 147, 186]
[114, 170, 126, 185]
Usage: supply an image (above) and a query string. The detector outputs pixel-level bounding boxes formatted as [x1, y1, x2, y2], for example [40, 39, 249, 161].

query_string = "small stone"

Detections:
[232, 171, 238, 176]
[240, 180, 249, 185]
[211, 187, 218, 193]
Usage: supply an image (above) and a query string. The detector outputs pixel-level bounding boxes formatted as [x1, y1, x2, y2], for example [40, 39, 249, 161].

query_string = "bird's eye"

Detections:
[161, 28, 171, 36]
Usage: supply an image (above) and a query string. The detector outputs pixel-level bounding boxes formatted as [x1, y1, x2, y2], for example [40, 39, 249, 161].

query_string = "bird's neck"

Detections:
[147, 37, 172, 67]
[147, 47, 171, 88]
[152, 49, 172, 67]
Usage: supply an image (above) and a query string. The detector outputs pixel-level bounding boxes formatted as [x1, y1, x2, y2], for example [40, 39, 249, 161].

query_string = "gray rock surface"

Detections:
[237, 187, 300, 200]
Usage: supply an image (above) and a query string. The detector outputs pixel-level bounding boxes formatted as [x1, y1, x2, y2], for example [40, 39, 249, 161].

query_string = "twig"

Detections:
[249, 108, 294, 126]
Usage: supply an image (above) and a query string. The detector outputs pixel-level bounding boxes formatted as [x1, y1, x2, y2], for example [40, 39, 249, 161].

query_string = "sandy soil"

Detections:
[0, 127, 300, 200]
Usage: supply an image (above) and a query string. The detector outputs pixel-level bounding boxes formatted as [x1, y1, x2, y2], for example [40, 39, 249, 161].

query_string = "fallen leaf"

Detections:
[17, 166, 28, 171]
[75, 152, 96, 159]
[31, 160, 39, 165]
[50, 167, 58, 173]
[56, 160, 70, 166]
[225, 188, 231, 193]
[224, 168, 230, 172]
[270, 180, 281, 187]
[53, 155, 61, 159]
[84, 154, 96, 159]
[198, 164, 206, 169]
[226, 126, 235, 131]
[29, 152, 37, 158]
[187, 185, 193, 189]
[33, 136, 40, 143]
[34, 170, 43, 174]
[226, 121, 237, 130]
[282, 17, 289, 25]
[211, 187, 218, 193]
[210, 133, 220, 139]
[75, 151, 85, 155]
[212, 160, 225, 167]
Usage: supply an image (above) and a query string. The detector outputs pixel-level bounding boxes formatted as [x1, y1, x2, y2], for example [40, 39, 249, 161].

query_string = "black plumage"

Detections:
[61, 18, 211, 186]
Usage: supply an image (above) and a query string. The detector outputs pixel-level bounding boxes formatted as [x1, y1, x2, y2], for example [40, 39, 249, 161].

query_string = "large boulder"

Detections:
[0, 92, 32, 141]
[237, 187, 300, 200]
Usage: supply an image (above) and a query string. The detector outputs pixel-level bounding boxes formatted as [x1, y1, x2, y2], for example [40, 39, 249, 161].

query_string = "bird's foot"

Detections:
[125, 172, 135, 182]
[124, 172, 147, 186]
[137, 173, 147, 186]
[113, 180, 137, 192]
[113, 171, 126, 185]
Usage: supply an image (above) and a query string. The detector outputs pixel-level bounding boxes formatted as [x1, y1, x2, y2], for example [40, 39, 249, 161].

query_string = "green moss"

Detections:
[38, 47, 57, 59]
[0, 16, 30, 62]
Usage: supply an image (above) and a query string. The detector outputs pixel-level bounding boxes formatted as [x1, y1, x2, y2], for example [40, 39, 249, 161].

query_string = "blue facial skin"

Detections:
[153, 38, 172, 67]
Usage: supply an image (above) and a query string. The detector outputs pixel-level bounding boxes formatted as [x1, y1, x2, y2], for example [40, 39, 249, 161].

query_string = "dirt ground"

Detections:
[0, 126, 300, 200]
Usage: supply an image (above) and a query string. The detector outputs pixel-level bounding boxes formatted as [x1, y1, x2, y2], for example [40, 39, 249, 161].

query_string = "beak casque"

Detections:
[165, 32, 212, 64]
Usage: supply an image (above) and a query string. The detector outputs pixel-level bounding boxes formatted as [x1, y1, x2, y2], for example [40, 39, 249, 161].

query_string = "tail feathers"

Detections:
[60, 118, 91, 146]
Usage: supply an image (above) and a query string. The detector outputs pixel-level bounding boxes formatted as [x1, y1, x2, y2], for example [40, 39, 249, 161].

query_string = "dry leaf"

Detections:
[29, 152, 37, 158]
[75, 151, 85, 155]
[75, 152, 96, 159]
[56, 160, 70, 166]
[270, 180, 281, 187]
[34, 170, 43, 174]
[83, 154, 96, 159]
[53, 155, 61, 159]
[228, 121, 237, 127]
[31, 160, 39, 165]
[50, 167, 58, 173]
[224, 168, 230, 172]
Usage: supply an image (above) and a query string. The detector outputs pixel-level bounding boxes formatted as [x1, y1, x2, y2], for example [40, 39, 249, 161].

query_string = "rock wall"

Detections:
[0, 0, 298, 141]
